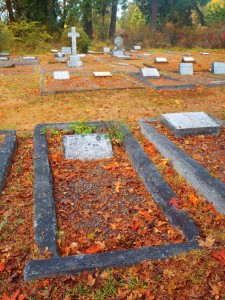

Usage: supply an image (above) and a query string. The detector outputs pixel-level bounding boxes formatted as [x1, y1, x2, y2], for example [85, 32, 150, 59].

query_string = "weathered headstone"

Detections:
[61, 47, 72, 55]
[53, 71, 70, 80]
[103, 47, 110, 53]
[155, 57, 168, 63]
[0, 57, 9, 61]
[141, 67, 160, 78]
[93, 71, 112, 77]
[161, 112, 221, 137]
[179, 63, 193, 75]
[182, 56, 195, 63]
[112, 36, 129, 58]
[22, 56, 37, 60]
[134, 45, 141, 50]
[0, 52, 10, 57]
[63, 134, 113, 160]
[67, 27, 83, 67]
[211, 62, 225, 75]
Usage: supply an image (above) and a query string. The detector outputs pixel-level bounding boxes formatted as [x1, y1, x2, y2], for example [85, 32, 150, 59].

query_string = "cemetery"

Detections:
[1, 2, 225, 298]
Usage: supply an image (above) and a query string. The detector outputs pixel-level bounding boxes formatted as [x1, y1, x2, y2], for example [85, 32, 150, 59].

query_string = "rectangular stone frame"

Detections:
[24, 121, 199, 281]
[0, 130, 17, 195]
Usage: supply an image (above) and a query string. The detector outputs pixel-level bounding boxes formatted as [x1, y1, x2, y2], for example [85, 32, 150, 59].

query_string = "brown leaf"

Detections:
[85, 241, 105, 254]
[86, 274, 96, 286]
[198, 235, 215, 248]
[10, 289, 20, 300]
[189, 194, 198, 207]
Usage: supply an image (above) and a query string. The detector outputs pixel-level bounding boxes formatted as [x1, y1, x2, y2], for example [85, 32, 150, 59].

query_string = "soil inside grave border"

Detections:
[24, 121, 200, 281]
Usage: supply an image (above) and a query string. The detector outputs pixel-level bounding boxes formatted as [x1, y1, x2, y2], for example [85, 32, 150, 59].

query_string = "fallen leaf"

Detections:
[104, 162, 118, 171]
[169, 197, 182, 209]
[85, 241, 105, 254]
[18, 295, 27, 300]
[86, 274, 96, 286]
[2, 295, 11, 300]
[175, 100, 180, 105]
[0, 262, 6, 272]
[129, 219, 140, 230]
[211, 249, 225, 265]
[198, 235, 215, 248]
[115, 180, 121, 193]
[189, 194, 198, 207]
[10, 290, 20, 300]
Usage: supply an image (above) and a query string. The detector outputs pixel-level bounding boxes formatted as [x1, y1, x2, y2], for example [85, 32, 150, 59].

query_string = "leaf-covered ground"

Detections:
[1, 49, 225, 299]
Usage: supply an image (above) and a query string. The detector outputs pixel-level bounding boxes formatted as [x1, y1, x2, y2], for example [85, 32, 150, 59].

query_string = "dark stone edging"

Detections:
[25, 122, 199, 281]
[129, 72, 196, 90]
[139, 118, 225, 214]
[0, 130, 17, 194]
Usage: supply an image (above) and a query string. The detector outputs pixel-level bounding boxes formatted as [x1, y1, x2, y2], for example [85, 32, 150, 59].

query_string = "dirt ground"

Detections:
[0, 49, 225, 299]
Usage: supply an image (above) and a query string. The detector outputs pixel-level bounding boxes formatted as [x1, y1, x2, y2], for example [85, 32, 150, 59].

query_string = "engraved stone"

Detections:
[53, 71, 70, 80]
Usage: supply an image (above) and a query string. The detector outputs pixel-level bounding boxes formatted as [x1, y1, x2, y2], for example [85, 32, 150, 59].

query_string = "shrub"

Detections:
[0, 22, 12, 51]
[61, 26, 91, 53]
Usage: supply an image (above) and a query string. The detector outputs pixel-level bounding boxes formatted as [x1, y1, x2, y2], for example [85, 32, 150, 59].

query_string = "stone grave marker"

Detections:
[182, 56, 195, 63]
[161, 112, 221, 137]
[22, 56, 37, 60]
[54, 52, 65, 58]
[0, 57, 9, 61]
[53, 71, 70, 80]
[103, 47, 110, 53]
[183, 53, 192, 56]
[61, 47, 72, 55]
[51, 49, 58, 53]
[63, 134, 113, 160]
[0, 61, 15, 68]
[200, 52, 210, 55]
[0, 52, 10, 57]
[179, 63, 193, 75]
[155, 57, 168, 63]
[112, 36, 129, 58]
[93, 71, 112, 77]
[67, 27, 83, 67]
[134, 45, 141, 50]
[211, 62, 225, 74]
[141, 67, 160, 78]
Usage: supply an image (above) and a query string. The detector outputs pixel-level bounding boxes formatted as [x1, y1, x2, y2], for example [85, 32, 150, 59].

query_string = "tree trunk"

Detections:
[6, 0, 15, 22]
[109, 0, 117, 38]
[61, 0, 67, 28]
[150, 0, 158, 33]
[83, 0, 93, 39]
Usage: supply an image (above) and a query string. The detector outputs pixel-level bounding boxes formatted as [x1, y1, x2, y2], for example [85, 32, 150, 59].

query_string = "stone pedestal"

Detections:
[67, 55, 83, 67]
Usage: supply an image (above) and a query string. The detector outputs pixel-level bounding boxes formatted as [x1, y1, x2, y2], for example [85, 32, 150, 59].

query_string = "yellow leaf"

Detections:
[175, 100, 180, 105]
[160, 158, 169, 166]
[115, 180, 121, 193]
[189, 194, 198, 207]
[198, 234, 215, 248]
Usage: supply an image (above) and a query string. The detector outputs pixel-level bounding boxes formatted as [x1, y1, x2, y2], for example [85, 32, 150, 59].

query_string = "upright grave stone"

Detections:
[61, 47, 72, 55]
[141, 67, 160, 78]
[134, 45, 141, 50]
[179, 63, 193, 75]
[67, 27, 83, 67]
[161, 112, 221, 137]
[212, 62, 225, 75]
[0, 52, 10, 57]
[63, 134, 113, 160]
[103, 47, 110, 53]
[112, 36, 130, 58]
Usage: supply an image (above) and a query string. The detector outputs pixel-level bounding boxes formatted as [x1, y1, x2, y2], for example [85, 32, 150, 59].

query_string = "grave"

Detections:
[179, 63, 193, 75]
[93, 71, 112, 77]
[141, 67, 160, 78]
[200, 52, 210, 55]
[112, 36, 130, 59]
[182, 56, 195, 63]
[155, 57, 168, 63]
[160, 112, 221, 137]
[103, 47, 110, 53]
[51, 49, 58, 53]
[0, 57, 9, 61]
[183, 53, 192, 56]
[0, 52, 10, 56]
[22, 56, 37, 60]
[54, 52, 65, 58]
[67, 27, 83, 67]
[211, 62, 225, 75]
[61, 47, 72, 55]
[53, 71, 70, 80]
[134, 45, 141, 50]
[24, 121, 199, 281]
[63, 134, 113, 160]
[0, 61, 15, 68]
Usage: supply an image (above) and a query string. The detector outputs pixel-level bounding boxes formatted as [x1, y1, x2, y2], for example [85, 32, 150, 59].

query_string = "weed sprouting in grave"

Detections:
[40, 127, 48, 135]
[49, 128, 61, 136]
[68, 121, 96, 135]
[107, 122, 126, 145]
[21, 132, 33, 140]
[93, 273, 124, 299]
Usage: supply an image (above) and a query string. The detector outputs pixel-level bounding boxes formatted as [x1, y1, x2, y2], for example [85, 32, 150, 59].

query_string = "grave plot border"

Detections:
[0, 130, 17, 195]
[139, 117, 225, 214]
[39, 73, 145, 95]
[0, 65, 38, 76]
[24, 121, 200, 281]
[129, 72, 196, 90]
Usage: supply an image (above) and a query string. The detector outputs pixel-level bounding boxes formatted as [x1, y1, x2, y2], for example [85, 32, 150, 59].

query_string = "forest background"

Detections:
[0, 0, 225, 53]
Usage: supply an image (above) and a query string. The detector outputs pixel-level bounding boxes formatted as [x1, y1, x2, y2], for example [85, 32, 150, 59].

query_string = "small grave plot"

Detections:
[0, 65, 37, 76]
[112, 63, 140, 73]
[150, 121, 225, 183]
[47, 129, 184, 256]
[42, 73, 144, 94]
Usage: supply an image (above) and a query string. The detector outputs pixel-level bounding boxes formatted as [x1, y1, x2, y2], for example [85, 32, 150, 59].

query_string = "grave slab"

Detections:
[24, 121, 199, 281]
[140, 117, 225, 214]
[53, 71, 70, 80]
[212, 62, 225, 75]
[179, 63, 193, 75]
[51, 49, 58, 53]
[93, 71, 112, 77]
[0, 57, 9, 61]
[161, 112, 221, 137]
[155, 57, 168, 63]
[63, 134, 113, 160]
[141, 67, 160, 77]
[134, 45, 141, 50]
[200, 52, 210, 55]
[0, 52, 10, 56]
[182, 56, 195, 63]
[22, 56, 37, 60]
[103, 47, 110, 53]
[0, 61, 15, 68]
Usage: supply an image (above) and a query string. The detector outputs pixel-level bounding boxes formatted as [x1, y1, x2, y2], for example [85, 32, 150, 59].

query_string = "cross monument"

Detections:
[68, 27, 80, 56]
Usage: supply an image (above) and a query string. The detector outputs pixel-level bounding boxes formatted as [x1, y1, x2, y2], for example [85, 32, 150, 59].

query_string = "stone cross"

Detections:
[68, 27, 80, 56]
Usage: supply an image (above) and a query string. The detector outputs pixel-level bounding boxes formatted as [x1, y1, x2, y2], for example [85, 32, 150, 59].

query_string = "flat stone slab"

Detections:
[24, 121, 199, 281]
[179, 63, 193, 75]
[0, 52, 10, 56]
[161, 112, 221, 137]
[53, 71, 70, 80]
[22, 56, 37, 60]
[155, 57, 168, 63]
[93, 71, 112, 77]
[63, 134, 113, 160]
[51, 49, 58, 53]
[0, 61, 15, 68]
[182, 56, 195, 62]
[0, 57, 9, 61]
[103, 47, 110, 53]
[134, 45, 141, 50]
[141, 68, 160, 77]
[212, 62, 225, 74]
[200, 52, 210, 55]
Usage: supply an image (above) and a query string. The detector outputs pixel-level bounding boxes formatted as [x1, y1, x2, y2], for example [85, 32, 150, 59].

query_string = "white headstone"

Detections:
[0, 57, 9, 61]
[67, 27, 83, 67]
[22, 56, 37, 60]
[103, 47, 110, 53]
[61, 47, 72, 55]
[212, 62, 225, 74]
[51, 49, 58, 53]
[63, 134, 113, 160]
[53, 71, 70, 80]
[179, 63, 193, 75]
[161, 112, 221, 137]
[93, 71, 112, 77]
[0, 52, 10, 56]
[155, 57, 168, 63]
[182, 56, 195, 62]
[141, 68, 160, 77]
[134, 45, 141, 50]
[200, 52, 210, 55]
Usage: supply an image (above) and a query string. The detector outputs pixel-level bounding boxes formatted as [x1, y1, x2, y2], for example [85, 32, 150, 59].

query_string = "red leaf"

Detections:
[85, 241, 105, 254]
[2, 295, 11, 300]
[169, 197, 182, 209]
[211, 250, 225, 265]
[0, 262, 6, 272]
[129, 219, 140, 230]
[18, 295, 27, 300]
[10, 289, 20, 300]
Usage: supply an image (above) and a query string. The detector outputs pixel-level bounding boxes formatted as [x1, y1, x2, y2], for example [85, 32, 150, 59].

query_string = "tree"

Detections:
[206, 0, 225, 24]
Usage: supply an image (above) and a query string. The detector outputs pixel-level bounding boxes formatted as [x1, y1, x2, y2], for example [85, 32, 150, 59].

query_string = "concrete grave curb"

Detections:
[0, 131, 17, 194]
[139, 118, 225, 214]
[24, 122, 199, 281]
